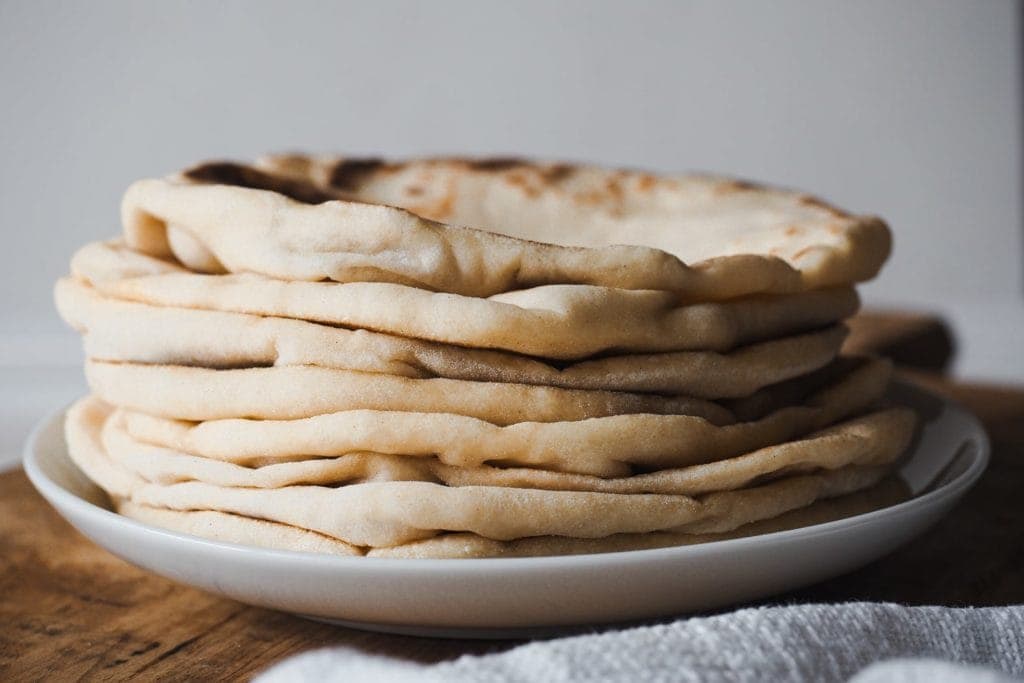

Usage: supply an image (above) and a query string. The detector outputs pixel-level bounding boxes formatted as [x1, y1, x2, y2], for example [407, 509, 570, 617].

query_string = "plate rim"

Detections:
[23, 379, 990, 572]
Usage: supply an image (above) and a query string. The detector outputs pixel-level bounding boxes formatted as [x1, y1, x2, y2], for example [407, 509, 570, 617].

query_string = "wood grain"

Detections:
[1, 313, 1020, 680]
[0, 470, 509, 680]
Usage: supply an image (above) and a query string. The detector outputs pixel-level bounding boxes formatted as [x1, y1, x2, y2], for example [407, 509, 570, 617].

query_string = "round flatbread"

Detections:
[103, 403, 914, 496]
[122, 156, 890, 299]
[128, 467, 893, 547]
[118, 501, 362, 556]
[56, 277, 847, 398]
[117, 475, 908, 559]
[95, 358, 891, 476]
[366, 476, 910, 558]
[116, 475, 909, 561]
[71, 241, 860, 359]
[83, 360, 735, 425]
[66, 399, 893, 548]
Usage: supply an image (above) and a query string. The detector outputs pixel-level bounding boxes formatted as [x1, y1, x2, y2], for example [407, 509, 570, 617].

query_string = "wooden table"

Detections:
[2, 315, 1022, 681]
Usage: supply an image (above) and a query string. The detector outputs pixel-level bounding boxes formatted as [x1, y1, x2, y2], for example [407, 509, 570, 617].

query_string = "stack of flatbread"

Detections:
[55, 156, 915, 558]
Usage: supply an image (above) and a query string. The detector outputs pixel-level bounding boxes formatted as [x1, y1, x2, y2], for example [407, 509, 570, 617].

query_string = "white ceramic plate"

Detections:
[24, 381, 988, 638]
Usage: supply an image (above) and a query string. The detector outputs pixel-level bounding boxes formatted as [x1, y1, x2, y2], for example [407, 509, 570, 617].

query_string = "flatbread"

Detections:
[103, 402, 914, 496]
[116, 475, 908, 559]
[102, 358, 892, 477]
[71, 241, 860, 359]
[65, 395, 145, 500]
[67, 397, 905, 553]
[55, 154, 903, 559]
[84, 360, 735, 425]
[116, 475, 909, 561]
[367, 476, 910, 558]
[66, 396, 889, 547]
[56, 277, 847, 398]
[117, 501, 362, 556]
[129, 466, 892, 547]
[427, 408, 913, 493]
[122, 157, 890, 299]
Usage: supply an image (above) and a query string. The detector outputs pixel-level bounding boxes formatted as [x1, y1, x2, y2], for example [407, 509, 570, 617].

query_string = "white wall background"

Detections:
[1, 0, 1021, 385]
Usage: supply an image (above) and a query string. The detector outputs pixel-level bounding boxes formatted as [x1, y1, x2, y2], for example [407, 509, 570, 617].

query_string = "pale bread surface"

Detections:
[72, 241, 859, 359]
[102, 402, 914, 496]
[66, 396, 892, 547]
[108, 358, 892, 477]
[84, 360, 735, 425]
[57, 277, 847, 398]
[116, 474, 907, 559]
[122, 157, 890, 299]
[118, 501, 362, 556]
[72, 398, 904, 557]
[128, 468, 896, 547]
[367, 475, 910, 558]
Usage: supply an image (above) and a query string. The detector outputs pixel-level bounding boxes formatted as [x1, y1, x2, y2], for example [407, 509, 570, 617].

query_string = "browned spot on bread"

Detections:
[784, 226, 802, 237]
[466, 157, 525, 172]
[328, 158, 393, 191]
[799, 194, 850, 218]
[502, 171, 541, 198]
[636, 174, 657, 192]
[541, 164, 574, 183]
[506, 171, 529, 187]
[713, 179, 757, 195]
[405, 185, 425, 197]
[605, 177, 624, 201]
[184, 162, 335, 204]
[412, 174, 459, 221]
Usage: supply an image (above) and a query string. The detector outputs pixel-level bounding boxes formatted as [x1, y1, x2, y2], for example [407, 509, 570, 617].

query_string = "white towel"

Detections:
[256, 603, 1024, 682]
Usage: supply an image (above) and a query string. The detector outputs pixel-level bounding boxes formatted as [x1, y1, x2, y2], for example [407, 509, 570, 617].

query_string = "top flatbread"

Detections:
[121, 156, 891, 300]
